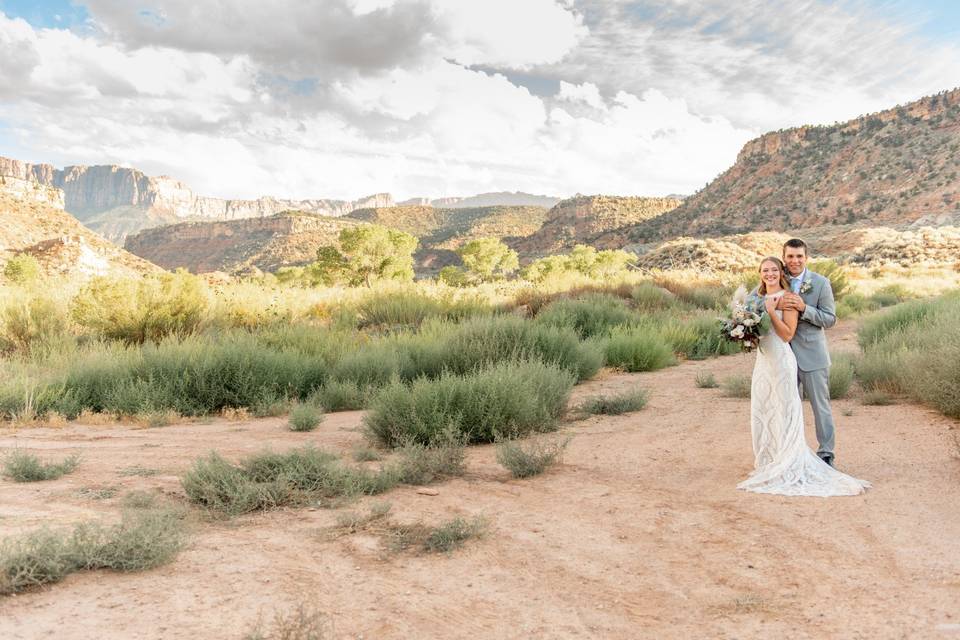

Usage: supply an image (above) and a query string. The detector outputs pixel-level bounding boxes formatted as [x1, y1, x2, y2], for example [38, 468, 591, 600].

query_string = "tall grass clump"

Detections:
[856, 292, 960, 417]
[721, 375, 752, 398]
[604, 326, 676, 372]
[364, 360, 575, 447]
[0, 508, 184, 594]
[579, 388, 649, 415]
[695, 371, 719, 389]
[496, 435, 570, 478]
[534, 294, 637, 338]
[2, 451, 79, 482]
[828, 354, 855, 400]
[354, 290, 492, 329]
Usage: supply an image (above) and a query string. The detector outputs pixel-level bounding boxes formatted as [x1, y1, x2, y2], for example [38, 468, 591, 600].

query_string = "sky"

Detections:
[0, 1, 959, 201]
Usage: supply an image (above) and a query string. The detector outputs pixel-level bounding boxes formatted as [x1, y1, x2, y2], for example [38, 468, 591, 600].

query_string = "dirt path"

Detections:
[1, 321, 959, 639]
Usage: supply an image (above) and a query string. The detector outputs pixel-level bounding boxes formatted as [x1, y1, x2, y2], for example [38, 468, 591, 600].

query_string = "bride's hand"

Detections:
[764, 296, 778, 315]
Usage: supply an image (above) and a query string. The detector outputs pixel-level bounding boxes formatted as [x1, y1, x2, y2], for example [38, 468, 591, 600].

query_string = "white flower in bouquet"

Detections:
[730, 325, 745, 338]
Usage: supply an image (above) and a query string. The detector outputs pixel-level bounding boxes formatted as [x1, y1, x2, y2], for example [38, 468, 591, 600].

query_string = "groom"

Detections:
[778, 238, 838, 467]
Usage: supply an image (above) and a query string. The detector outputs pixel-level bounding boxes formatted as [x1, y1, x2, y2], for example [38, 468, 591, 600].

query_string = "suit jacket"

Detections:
[789, 270, 836, 372]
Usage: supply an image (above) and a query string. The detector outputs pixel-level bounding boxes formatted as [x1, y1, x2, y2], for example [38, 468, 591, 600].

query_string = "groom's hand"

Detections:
[782, 293, 806, 313]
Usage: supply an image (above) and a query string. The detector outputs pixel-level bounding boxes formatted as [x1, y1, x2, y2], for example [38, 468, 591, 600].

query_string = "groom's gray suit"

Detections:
[789, 270, 838, 457]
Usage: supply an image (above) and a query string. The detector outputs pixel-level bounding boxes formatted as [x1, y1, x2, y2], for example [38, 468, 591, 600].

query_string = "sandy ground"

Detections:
[1, 320, 959, 640]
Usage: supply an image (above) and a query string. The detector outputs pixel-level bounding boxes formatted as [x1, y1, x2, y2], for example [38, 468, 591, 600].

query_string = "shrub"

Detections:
[807, 259, 850, 300]
[364, 360, 575, 447]
[857, 299, 932, 347]
[2, 451, 79, 482]
[721, 375, 752, 398]
[535, 294, 636, 338]
[288, 403, 324, 432]
[604, 326, 676, 372]
[869, 283, 915, 307]
[354, 291, 443, 329]
[863, 391, 895, 406]
[3, 254, 41, 284]
[0, 508, 184, 594]
[350, 445, 382, 462]
[0, 293, 68, 355]
[71, 271, 208, 344]
[310, 380, 370, 412]
[388, 516, 487, 554]
[394, 430, 467, 485]
[181, 452, 295, 515]
[495, 436, 570, 478]
[630, 282, 678, 311]
[828, 355, 855, 400]
[579, 388, 649, 415]
[181, 447, 399, 515]
[243, 604, 331, 640]
[695, 371, 719, 389]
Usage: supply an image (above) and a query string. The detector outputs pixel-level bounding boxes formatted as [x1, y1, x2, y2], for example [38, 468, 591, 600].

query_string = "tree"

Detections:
[437, 265, 470, 287]
[590, 249, 636, 278]
[520, 255, 570, 283]
[456, 237, 519, 282]
[339, 225, 418, 287]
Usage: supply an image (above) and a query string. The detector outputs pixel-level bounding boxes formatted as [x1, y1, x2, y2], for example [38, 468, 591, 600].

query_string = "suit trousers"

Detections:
[797, 367, 835, 456]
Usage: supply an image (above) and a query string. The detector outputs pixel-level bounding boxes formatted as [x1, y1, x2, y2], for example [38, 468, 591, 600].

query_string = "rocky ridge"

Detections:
[614, 87, 960, 245]
[0, 192, 159, 278]
[124, 212, 363, 274]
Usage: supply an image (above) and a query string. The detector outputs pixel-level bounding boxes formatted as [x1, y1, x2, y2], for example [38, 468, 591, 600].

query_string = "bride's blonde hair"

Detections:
[758, 256, 791, 295]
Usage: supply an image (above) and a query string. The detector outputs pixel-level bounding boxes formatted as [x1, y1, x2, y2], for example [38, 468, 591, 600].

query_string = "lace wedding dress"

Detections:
[737, 292, 870, 497]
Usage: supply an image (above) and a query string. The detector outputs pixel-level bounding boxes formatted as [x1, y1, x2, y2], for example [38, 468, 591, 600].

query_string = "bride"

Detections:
[737, 257, 870, 497]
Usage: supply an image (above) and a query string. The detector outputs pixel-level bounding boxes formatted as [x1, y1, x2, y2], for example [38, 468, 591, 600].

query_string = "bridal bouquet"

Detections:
[719, 286, 770, 352]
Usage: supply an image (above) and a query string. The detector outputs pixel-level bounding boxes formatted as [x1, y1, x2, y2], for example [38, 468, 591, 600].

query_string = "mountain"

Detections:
[512, 195, 682, 256]
[126, 204, 550, 275]
[124, 212, 363, 274]
[0, 185, 159, 279]
[614, 88, 960, 245]
[0, 156, 393, 243]
[397, 192, 561, 209]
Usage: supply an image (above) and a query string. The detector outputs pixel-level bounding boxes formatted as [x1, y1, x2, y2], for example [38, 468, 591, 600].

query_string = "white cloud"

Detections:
[1, 0, 960, 204]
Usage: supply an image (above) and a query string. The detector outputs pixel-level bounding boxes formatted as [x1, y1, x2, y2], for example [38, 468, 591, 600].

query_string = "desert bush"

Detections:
[0, 292, 69, 356]
[0, 508, 184, 594]
[181, 452, 295, 516]
[579, 388, 649, 415]
[630, 282, 679, 311]
[721, 375, 752, 398]
[394, 430, 467, 485]
[869, 283, 915, 307]
[364, 360, 575, 447]
[655, 315, 739, 360]
[288, 403, 324, 432]
[654, 277, 731, 310]
[432, 315, 603, 382]
[535, 294, 636, 338]
[2, 451, 79, 482]
[243, 604, 332, 640]
[71, 271, 208, 344]
[350, 445, 382, 462]
[828, 355, 856, 400]
[808, 259, 850, 300]
[496, 436, 570, 478]
[695, 371, 719, 388]
[855, 292, 960, 417]
[604, 326, 676, 372]
[310, 380, 370, 412]
[3, 254, 41, 284]
[862, 391, 895, 406]
[857, 299, 933, 347]
[388, 516, 487, 554]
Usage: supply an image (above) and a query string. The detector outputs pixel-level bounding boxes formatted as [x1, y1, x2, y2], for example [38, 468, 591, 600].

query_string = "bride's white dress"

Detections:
[737, 291, 870, 497]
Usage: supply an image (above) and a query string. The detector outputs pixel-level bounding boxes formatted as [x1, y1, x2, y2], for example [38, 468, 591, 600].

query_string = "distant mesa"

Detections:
[0, 156, 393, 243]
[398, 192, 562, 209]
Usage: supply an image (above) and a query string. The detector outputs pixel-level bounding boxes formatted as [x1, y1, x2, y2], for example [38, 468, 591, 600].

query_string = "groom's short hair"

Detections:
[783, 238, 807, 255]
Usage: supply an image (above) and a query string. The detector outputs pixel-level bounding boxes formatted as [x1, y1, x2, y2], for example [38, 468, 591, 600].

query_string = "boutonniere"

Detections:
[799, 280, 813, 295]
